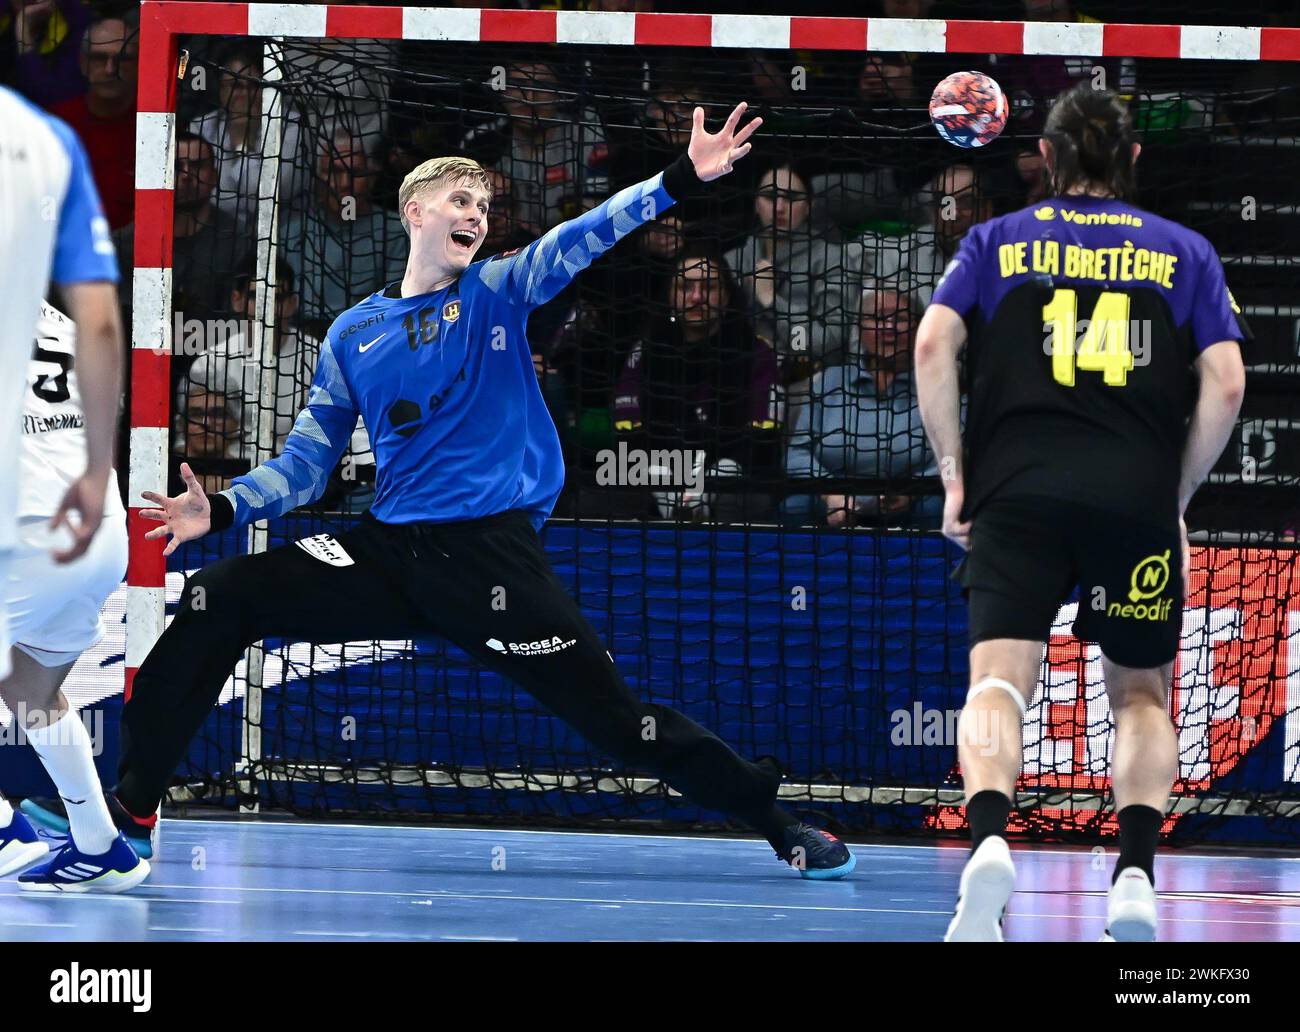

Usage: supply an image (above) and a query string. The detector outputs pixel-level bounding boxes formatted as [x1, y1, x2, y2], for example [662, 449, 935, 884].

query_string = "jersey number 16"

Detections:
[1042, 288, 1135, 387]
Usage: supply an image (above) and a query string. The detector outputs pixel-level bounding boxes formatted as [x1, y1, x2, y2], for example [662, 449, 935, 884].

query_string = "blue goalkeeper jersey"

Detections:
[218, 168, 682, 532]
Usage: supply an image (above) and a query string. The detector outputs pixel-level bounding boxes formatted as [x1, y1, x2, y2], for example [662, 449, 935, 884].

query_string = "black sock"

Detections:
[966, 789, 1012, 853]
[1113, 804, 1162, 887]
[111, 784, 155, 824]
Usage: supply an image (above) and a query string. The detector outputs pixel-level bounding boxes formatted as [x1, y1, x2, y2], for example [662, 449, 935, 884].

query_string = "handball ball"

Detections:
[929, 71, 1007, 149]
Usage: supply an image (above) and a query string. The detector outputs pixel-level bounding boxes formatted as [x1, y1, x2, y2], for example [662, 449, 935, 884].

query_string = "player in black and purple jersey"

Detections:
[915, 82, 1248, 942]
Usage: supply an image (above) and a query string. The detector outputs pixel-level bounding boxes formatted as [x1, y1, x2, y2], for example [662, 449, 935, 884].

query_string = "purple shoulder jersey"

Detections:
[930, 195, 1250, 521]
[933, 195, 1245, 352]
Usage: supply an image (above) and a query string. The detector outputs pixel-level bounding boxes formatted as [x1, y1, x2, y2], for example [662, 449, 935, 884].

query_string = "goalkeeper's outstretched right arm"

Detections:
[142, 338, 360, 551]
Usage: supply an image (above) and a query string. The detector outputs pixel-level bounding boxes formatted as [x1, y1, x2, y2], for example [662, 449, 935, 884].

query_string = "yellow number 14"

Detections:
[1042, 288, 1134, 387]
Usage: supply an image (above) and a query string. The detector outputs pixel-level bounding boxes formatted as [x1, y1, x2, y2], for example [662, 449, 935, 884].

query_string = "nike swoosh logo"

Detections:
[60, 795, 86, 805]
[359, 335, 384, 352]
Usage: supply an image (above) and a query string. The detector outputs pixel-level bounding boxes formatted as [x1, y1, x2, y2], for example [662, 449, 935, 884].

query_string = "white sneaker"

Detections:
[1106, 868, 1157, 942]
[945, 836, 1016, 942]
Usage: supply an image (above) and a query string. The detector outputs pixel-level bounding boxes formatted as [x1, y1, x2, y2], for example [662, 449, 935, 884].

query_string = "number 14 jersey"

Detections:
[930, 194, 1252, 523]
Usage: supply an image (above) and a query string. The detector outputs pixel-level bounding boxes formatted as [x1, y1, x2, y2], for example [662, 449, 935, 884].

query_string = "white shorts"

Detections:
[4, 514, 128, 667]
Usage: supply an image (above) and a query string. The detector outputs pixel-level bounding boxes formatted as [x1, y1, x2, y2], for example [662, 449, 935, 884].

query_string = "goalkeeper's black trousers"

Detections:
[118, 509, 794, 841]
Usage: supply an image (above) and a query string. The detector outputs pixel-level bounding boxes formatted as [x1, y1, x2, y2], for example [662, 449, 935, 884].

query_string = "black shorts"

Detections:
[120, 509, 781, 825]
[956, 495, 1183, 668]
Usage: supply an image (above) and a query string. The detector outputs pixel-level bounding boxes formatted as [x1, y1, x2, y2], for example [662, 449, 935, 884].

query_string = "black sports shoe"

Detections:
[21, 791, 158, 860]
[777, 823, 856, 880]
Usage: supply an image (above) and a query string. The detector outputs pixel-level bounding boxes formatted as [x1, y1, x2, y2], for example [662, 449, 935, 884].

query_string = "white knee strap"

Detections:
[967, 677, 1028, 717]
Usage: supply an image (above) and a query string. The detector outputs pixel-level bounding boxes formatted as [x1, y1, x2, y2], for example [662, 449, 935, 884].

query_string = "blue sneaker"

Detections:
[778, 823, 857, 880]
[18, 833, 151, 893]
[0, 812, 49, 876]
[21, 792, 157, 860]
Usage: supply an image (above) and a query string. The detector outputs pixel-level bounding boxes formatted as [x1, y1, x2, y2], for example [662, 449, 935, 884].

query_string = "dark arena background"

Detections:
[2, 0, 1299, 944]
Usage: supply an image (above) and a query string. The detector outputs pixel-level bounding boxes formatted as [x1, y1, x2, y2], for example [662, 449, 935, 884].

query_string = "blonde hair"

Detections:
[397, 157, 493, 234]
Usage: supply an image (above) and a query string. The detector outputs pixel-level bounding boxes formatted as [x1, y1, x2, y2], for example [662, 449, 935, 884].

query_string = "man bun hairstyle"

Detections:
[1042, 83, 1137, 201]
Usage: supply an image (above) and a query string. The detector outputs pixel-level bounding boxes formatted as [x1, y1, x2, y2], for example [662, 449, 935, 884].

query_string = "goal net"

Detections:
[127, 3, 1300, 843]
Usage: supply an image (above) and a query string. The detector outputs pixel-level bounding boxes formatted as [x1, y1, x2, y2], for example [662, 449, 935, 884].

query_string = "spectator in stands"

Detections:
[726, 163, 864, 369]
[612, 244, 782, 521]
[860, 162, 992, 305]
[480, 165, 539, 255]
[556, 211, 691, 418]
[114, 132, 248, 340]
[48, 9, 138, 229]
[181, 257, 310, 459]
[603, 210, 688, 340]
[4, 0, 91, 107]
[609, 75, 702, 189]
[281, 128, 409, 333]
[607, 69, 752, 237]
[181, 256, 373, 473]
[460, 59, 609, 230]
[746, 50, 793, 108]
[1012, 147, 1051, 206]
[279, 36, 395, 150]
[189, 41, 306, 232]
[174, 384, 244, 497]
[644, 79, 701, 151]
[987, 0, 1136, 137]
[565, 0, 656, 97]
[858, 53, 923, 121]
[811, 54, 920, 235]
[783, 286, 941, 528]
[380, 41, 487, 195]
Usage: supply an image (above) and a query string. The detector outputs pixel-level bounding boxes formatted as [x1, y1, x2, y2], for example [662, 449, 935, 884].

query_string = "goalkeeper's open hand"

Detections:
[141, 462, 212, 557]
[689, 100, 762, 182]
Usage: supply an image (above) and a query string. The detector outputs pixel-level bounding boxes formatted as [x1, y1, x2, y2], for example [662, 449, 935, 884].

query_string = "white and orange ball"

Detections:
[929, 70, 1007, 149]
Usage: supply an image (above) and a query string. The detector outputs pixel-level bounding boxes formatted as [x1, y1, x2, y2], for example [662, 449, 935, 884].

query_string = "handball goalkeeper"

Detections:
[107, 102, 855, 880]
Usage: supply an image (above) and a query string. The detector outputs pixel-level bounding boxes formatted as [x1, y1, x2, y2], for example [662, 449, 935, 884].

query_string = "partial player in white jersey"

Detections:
[0, 85, 133, 890]
[0, 302, 147, 892]
[0, 85, 123, 679]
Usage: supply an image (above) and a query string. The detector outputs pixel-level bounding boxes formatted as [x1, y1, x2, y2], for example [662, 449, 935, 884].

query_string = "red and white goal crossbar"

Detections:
[125, 1, 1300, 695]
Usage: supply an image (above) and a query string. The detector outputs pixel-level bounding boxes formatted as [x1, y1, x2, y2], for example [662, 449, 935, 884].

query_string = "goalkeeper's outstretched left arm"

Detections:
[481, 101, 762, 311]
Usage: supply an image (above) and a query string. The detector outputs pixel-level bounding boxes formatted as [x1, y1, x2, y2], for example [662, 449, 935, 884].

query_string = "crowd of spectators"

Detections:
[4, 0, 1289, 530]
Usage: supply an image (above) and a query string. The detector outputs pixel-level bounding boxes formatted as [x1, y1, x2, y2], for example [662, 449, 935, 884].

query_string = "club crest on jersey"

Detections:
[442, 300, 461, 324]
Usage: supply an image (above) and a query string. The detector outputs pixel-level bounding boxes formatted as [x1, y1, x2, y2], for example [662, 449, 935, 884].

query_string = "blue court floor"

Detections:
[2, 819, 1298, 941]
